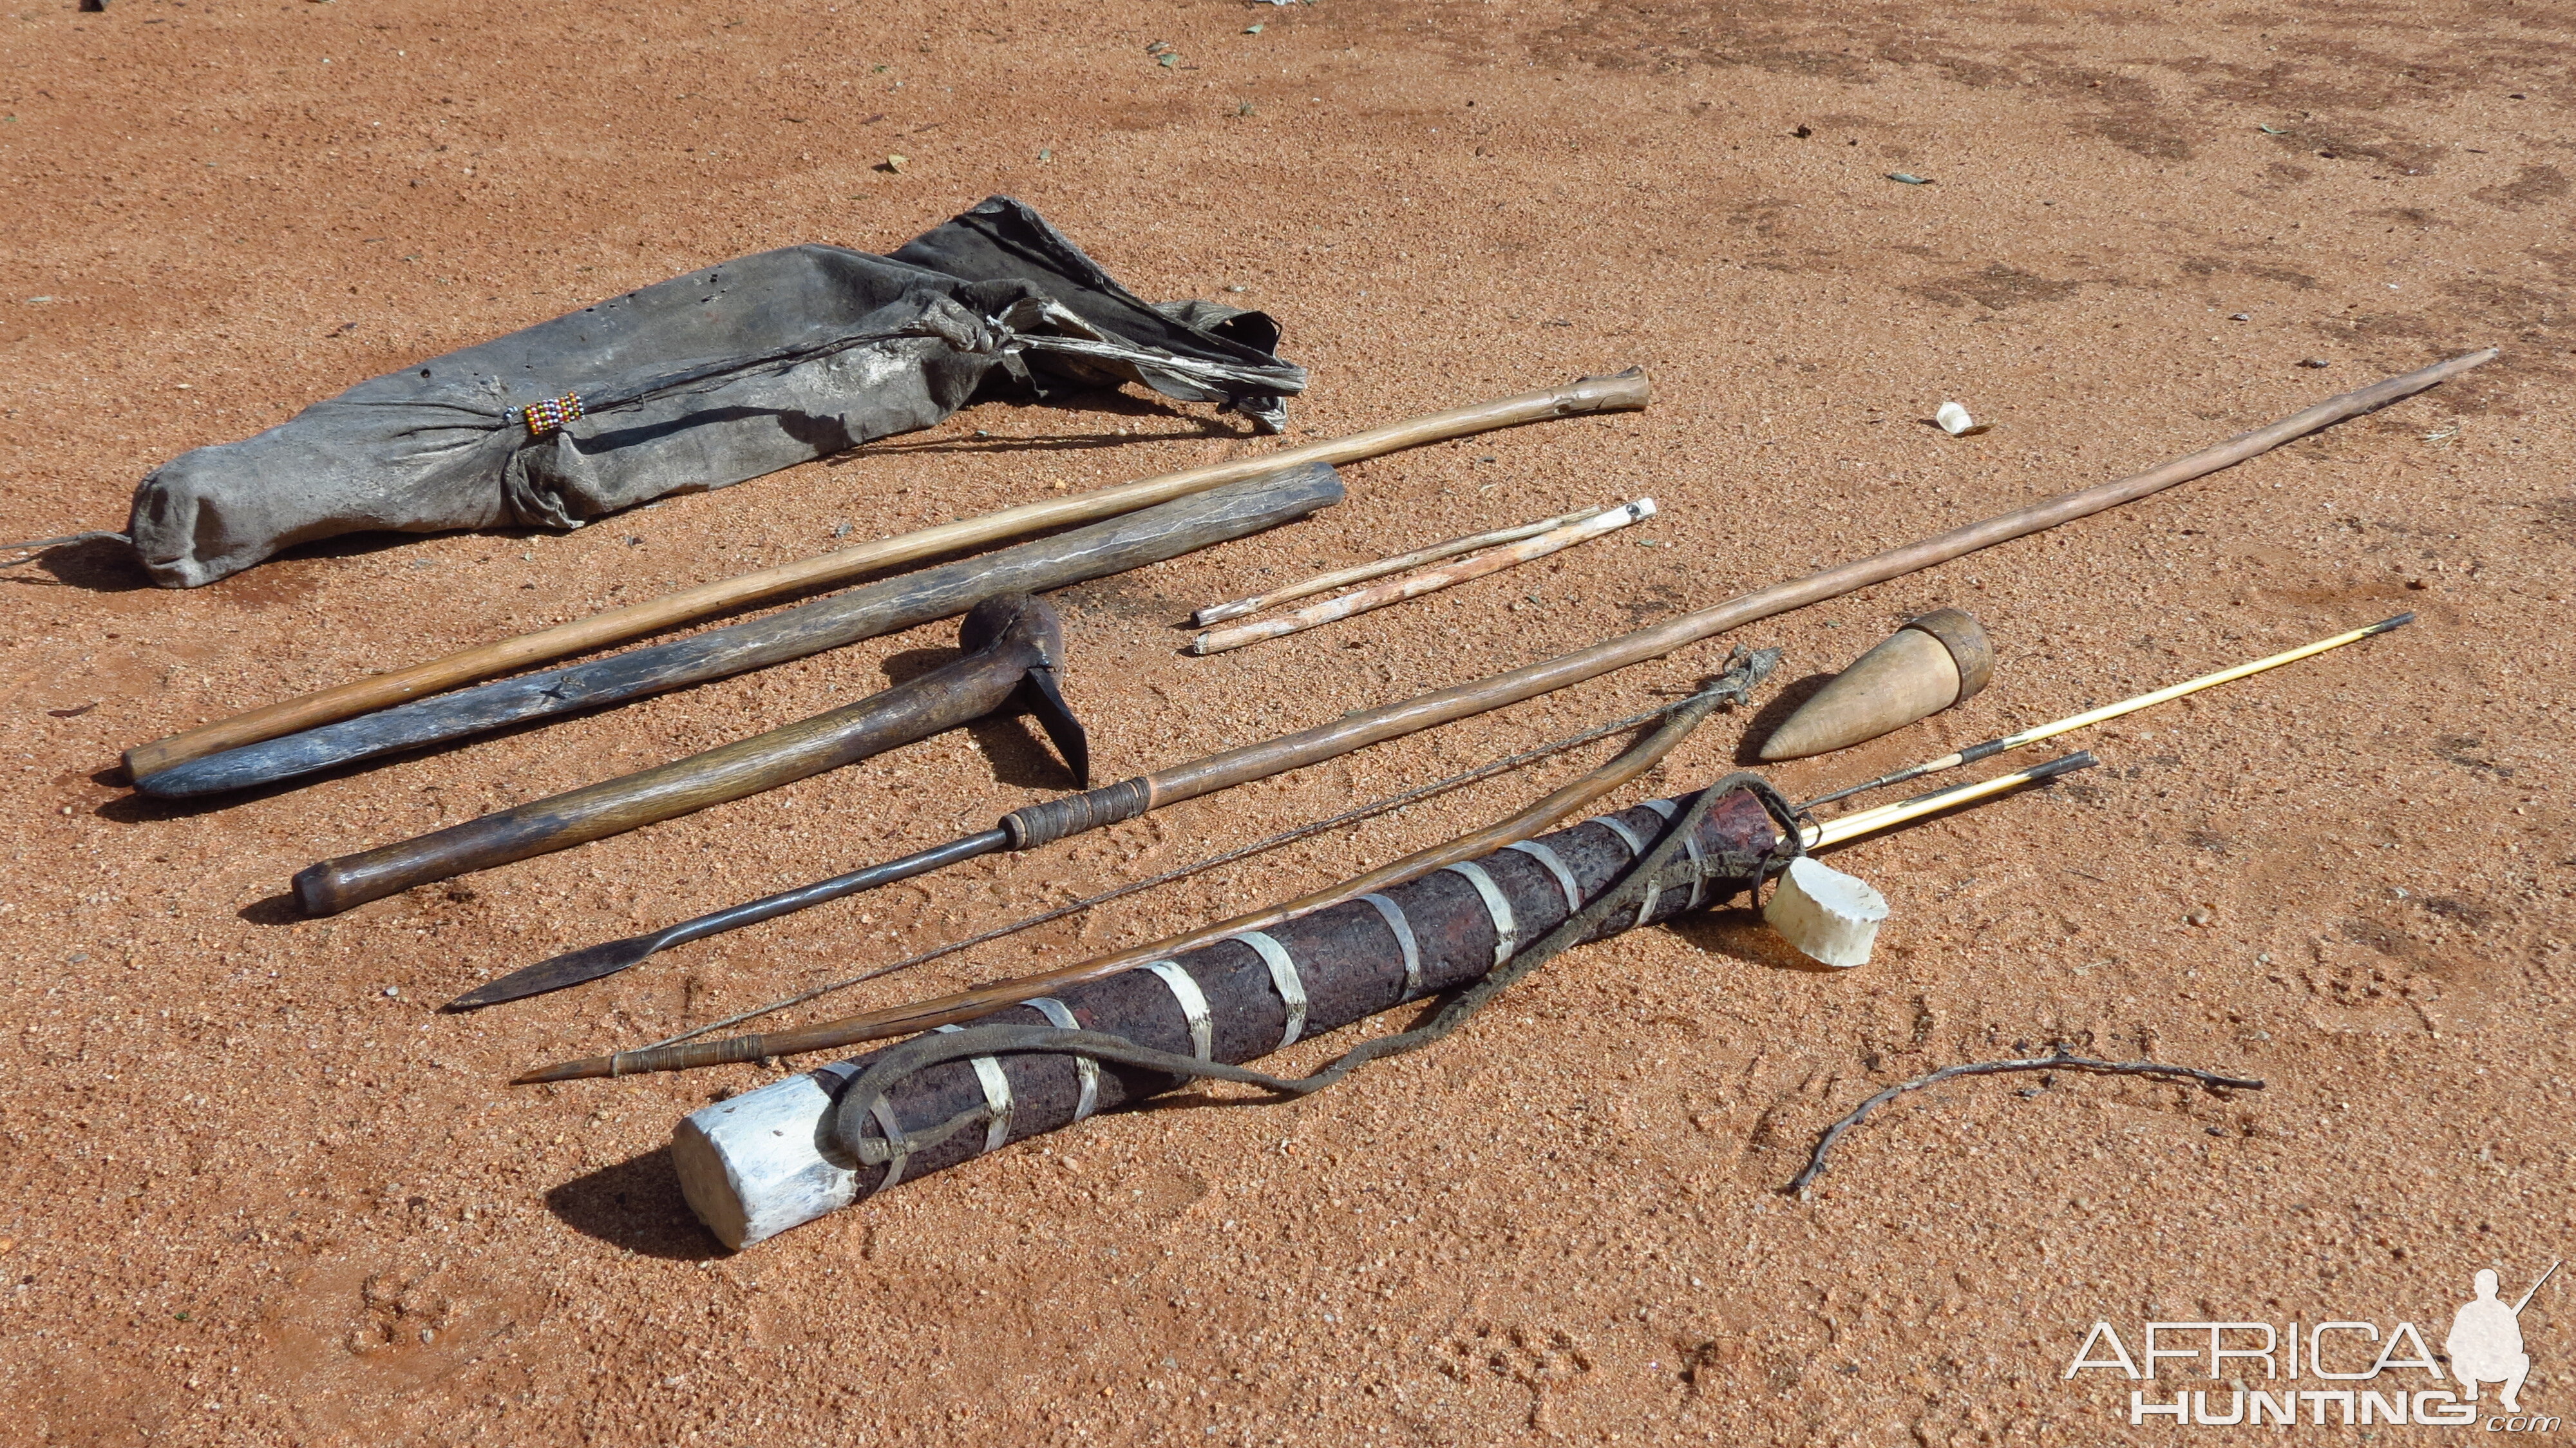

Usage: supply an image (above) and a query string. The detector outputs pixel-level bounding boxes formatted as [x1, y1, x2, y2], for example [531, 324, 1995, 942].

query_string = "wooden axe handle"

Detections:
[291, 598, 1066, 916]
[124, 370, 1651, 781]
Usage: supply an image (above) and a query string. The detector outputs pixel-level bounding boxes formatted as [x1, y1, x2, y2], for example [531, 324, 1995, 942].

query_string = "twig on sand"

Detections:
[1788, 1050, 2266, 1197]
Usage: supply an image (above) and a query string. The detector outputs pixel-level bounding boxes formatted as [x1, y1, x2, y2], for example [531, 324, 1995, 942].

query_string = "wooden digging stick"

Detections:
[520, 348, 2493, 1083]
[121, 370, 1654, 782]
[1188, 498, 1655, 654]
[1189, 502, 1615, 625]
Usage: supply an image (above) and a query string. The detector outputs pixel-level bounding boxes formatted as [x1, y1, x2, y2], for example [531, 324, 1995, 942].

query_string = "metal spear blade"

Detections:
[441, 827, 1011, 1011]
[444, 933, 672, 1011]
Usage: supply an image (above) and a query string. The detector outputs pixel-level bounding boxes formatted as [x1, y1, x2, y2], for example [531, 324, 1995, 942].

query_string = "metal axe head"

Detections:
[958, 593, 1089, 788]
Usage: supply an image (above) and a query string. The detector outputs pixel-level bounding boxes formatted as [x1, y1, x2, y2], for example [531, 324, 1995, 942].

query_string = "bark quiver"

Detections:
[676, 783, 1783, 1249]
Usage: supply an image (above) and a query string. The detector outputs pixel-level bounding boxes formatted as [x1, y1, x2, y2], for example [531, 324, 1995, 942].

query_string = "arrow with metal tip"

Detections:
[1803, 749, 2098, 846]
[1795, 613, 2414, 812]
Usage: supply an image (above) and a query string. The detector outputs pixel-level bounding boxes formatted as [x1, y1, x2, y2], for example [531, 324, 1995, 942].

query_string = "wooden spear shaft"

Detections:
[522, 347, 2492, 1083]
[120, 370, 1655, 781]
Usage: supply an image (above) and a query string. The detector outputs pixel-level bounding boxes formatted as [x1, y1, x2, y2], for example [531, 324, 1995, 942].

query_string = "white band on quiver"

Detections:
[1229, 931, 1307, 1049]
[1593, 814, 1660, 929]
[1023, 996, 1097, 1121]
[1636, 797, 1707, 909]
[933, 1024, 1015, 1156]
[1441, 860, 1518, 967]
[1358, 892, 1422, 999]
[1141, 960, 1214, 1062]
[1504, 839, 1583, 914]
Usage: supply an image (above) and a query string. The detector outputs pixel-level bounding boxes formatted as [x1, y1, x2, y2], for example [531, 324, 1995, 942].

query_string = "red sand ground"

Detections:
[2, 0, 2570, 1443]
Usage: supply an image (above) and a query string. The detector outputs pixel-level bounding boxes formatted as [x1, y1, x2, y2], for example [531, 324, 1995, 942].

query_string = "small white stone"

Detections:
[1935, 401, 1982, 436]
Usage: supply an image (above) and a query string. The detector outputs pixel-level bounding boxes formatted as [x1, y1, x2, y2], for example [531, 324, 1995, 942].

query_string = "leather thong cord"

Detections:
[826, 746, 1803, 1173]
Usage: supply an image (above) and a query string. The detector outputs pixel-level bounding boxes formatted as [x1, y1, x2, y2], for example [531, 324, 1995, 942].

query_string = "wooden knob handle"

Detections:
[294, 848, 444, 917]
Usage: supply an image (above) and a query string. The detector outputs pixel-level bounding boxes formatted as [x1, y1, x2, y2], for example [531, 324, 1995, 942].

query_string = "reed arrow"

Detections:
[1797, 613, 2414, 810]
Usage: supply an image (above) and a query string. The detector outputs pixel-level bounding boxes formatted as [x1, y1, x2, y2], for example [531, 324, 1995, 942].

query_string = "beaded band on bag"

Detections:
[518, 392, 585, 437]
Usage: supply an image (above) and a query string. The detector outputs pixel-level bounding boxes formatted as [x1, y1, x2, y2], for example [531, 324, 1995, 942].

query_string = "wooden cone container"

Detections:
[1758, 608, 1993, 761]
